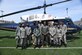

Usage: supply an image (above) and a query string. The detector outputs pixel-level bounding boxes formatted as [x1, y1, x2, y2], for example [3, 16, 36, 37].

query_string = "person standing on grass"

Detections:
[38, 21, 43, 47]
[33, 26, 41, 48]
[48, 22, 57, 46]
[25, 24, 32, 47]
[15, 23, 22, 48]
[56, 25, 62, 47]
[31, 21, 38, 46]
[41, 21, 49, 47]
[60, 22, 67, 47]
[20, 24, 26, 49]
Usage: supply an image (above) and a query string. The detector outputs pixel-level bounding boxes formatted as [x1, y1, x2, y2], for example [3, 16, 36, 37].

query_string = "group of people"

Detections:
[15, 21, 67, 49]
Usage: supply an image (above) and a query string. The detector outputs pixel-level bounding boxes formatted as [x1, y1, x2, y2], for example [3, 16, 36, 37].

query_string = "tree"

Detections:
[81, 18, 82, 22]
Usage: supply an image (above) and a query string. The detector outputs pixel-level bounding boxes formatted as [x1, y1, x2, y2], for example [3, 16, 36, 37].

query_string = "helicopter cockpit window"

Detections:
[67, 22, 71, 25]
[66, 19, 74, 25]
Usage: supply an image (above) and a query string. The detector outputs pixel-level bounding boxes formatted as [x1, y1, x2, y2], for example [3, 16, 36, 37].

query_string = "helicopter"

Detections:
[20, 14, 81, 35]
[0, 0, 81, 35]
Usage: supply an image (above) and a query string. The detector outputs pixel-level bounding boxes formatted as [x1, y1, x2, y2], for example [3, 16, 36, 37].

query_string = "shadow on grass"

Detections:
[0, 35, 80, 41]
[67, 35, 80, 42]
[0, 36, 15, 39]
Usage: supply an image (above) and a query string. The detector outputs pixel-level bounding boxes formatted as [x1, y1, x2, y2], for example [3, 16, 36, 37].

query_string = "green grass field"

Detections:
[0, 30, 15, 36]
[0, 30, 82, 47]
[0, 30, 82, 55]
[0, 49, 82, 55]
[0, 30, 16, 47]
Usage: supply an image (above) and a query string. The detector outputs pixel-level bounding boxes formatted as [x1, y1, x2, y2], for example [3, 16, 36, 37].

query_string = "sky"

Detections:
[0, 0, 82, 23]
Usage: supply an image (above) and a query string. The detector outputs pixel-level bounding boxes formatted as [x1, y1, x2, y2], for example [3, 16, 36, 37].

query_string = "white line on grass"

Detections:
[0, 47, 82, 49]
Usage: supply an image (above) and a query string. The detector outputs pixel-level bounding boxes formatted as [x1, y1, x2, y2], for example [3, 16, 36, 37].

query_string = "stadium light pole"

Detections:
[66, 8, 68, 17]
[0, 10, 4, 20]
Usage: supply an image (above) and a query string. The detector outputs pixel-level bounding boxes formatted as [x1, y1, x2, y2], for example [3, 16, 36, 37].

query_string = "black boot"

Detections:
[16, 45, 19, 49]
[34, 45, 37, 49]
[64, 44, 67, 47]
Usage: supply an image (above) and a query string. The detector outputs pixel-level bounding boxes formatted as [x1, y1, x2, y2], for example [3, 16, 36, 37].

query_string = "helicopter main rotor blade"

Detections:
[45, 0, 71, 7]
[0, 0, 71, 18]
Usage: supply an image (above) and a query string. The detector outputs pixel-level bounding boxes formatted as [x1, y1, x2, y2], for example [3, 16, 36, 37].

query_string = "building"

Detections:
[0, 20, 15, 23]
